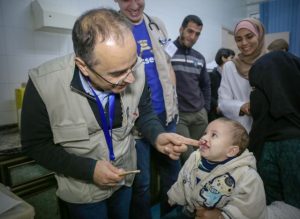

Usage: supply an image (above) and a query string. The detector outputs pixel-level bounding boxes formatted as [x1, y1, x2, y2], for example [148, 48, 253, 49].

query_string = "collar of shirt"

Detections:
[79, 71, 110, 108]
[199, 156, 235, 172]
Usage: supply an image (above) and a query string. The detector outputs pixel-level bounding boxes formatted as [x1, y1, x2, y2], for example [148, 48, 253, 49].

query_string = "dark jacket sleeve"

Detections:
[21, 78, 96, 182]
[135, 82, 165, 145]
[199, 62, 211, 111]
[209, 69, 219, 112]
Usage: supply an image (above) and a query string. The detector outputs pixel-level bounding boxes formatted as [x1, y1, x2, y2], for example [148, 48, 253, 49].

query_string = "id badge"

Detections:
[163, 40, 177, 57]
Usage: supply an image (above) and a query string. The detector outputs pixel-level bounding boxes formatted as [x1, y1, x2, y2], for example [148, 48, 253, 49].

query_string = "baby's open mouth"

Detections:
[200, 140, 209, 151]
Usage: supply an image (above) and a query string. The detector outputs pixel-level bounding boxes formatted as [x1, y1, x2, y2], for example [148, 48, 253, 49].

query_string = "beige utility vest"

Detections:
[144, 15, 178, 124]
[29, 54, 145, 203]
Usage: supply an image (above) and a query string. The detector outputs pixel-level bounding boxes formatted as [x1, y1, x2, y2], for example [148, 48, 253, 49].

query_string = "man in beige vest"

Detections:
[21, 8, 197, 219]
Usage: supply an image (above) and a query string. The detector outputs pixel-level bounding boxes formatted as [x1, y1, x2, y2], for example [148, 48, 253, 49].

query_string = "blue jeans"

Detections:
[64, 186, 132, 219]
[130, 112, 181, 219]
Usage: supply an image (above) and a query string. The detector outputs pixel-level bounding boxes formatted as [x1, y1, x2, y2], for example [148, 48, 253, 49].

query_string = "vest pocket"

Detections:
[52, 123, 89, 144]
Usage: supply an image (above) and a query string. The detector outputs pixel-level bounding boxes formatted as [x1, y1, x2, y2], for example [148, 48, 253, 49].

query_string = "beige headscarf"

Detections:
[233, 18, 266, 79]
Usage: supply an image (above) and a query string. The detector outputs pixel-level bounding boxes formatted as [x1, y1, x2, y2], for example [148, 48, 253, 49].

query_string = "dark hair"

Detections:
[181, 15, 203, 28]
[215, 48, 235, 66]
[267, 38, 289, 52]
[72, 8, 131, 67]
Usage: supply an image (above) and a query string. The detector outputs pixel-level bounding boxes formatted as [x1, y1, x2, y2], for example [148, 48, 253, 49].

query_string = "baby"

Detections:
[167, 117, 267, 219]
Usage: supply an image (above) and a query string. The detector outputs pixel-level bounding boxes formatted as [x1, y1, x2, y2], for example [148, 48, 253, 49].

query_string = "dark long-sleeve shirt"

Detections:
[209, 67, 221, 112]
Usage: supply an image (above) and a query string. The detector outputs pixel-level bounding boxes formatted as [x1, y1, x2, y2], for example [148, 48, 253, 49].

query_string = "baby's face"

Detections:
[199, 120, 234, 162]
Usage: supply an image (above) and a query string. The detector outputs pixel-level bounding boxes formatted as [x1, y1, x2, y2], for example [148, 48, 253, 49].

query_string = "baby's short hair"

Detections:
[217, 117, 249, 155]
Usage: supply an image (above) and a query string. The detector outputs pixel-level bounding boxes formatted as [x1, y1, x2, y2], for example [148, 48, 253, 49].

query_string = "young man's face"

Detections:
[115, 0, 145, 24]
[199, 120, 238, 162]
[76, 30, 138, 93]
[179, 21, 202, 48]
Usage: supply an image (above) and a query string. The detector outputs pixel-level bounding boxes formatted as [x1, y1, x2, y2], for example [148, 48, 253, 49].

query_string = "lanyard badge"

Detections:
[87, 80, 116, 161]
[159, 36, 177, 58]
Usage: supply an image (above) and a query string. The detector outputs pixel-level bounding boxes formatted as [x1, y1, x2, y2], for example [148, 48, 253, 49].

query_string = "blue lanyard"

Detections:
[87, 80, 116, 161]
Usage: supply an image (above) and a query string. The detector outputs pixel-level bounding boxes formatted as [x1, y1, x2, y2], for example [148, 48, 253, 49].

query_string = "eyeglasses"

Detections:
[87, 58, 142, 88]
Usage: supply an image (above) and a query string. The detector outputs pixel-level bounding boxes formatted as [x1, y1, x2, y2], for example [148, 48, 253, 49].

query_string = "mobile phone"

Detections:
[118, 170, 140, 176]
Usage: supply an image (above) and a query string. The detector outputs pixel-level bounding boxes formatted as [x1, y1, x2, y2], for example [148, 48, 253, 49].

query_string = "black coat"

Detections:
[249, 51, 300, 160]
[208, 67, 222, 121]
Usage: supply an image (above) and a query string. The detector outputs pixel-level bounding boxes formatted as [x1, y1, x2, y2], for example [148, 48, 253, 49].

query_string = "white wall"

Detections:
[0, 0, 247, 126]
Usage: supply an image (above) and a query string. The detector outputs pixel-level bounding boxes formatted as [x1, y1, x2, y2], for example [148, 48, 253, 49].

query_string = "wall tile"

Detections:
[59, 35, 73, 56]
[78, 0, 101, 13]
[33, 31, 62, 55]
[0, 83, 18, 102]
[6, 28, 70, 57]
[0, 55, 9, 83]
[6, 54, 58, 84]
[4, 27, 35, 56]
[0, 31, 6, 55]
[0, 83, 21, 125]
[0, 0, 4, 26]
[1, 0, 33, 29]
[0, 110, 17, 126]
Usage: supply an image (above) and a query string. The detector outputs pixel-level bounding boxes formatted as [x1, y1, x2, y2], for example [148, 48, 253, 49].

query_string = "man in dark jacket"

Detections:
[171, 15, 210, 164]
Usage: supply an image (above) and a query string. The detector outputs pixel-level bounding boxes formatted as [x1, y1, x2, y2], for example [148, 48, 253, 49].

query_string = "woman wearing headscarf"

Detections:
[218, 18, 265, 132]
[249, 51, 300, 210]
